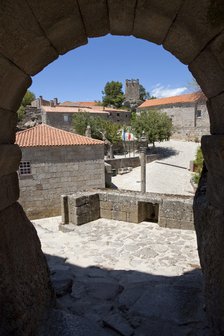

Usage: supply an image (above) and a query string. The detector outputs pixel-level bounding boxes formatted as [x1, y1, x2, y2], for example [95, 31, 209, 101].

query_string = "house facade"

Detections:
[137, 92, 210, 141]
[16, 124, 105, 219]
[25, 97, 131, 132]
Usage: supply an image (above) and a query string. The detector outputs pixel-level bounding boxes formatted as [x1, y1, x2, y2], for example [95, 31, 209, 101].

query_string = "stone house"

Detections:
[26, 97, 131, 132]
[16, 124, 105, 219]
[137, 92, 209, 140]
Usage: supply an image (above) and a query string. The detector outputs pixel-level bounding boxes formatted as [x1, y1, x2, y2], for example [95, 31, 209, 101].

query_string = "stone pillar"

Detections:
[194, 131, 224, 333]
[140, 147, 146, 193]
[61, 195, 69, 224]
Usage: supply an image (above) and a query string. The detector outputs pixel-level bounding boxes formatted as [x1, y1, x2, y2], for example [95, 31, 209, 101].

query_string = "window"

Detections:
[117, 113, 120, 117]
[196, 110, 202, 118]
[64, 115, 69, 122]
[19, 161, 31, 175]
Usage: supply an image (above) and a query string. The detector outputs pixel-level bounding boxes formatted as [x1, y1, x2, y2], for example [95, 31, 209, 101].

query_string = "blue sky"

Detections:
[30, 35, 193, 102]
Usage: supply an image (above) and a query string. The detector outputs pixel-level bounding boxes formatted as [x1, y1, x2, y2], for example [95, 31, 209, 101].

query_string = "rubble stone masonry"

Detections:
[19, 145, 105, 219]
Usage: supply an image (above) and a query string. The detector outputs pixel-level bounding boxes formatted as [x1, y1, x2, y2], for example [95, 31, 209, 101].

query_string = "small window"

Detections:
[19, 161, 31, 175]
[117, 113, 120, 117]
[196, 110, 202, 118]
[64, 115, 69, 122]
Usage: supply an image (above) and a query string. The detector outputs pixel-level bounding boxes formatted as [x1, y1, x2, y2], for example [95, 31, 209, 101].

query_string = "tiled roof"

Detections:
[42, 105, 128, 113]
[42, 106, 109, 114]
[16, 124, 104, 147]
[138, 92, 206, 109]
[93, 106, 128, 113]
[59, 101, 98, 107]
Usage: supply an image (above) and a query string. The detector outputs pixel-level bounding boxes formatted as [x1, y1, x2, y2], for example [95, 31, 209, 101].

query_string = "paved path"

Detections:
[34, 216, 209, 335]
[112, 140, 199, 195]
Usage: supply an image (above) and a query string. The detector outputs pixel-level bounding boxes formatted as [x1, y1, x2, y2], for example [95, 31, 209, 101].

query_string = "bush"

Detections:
[193, 147, 203, 185]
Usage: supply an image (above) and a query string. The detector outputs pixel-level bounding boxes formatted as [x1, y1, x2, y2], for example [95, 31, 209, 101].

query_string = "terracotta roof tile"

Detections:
[138, 92, 206, 109]
[16, 124, 104, 147]
[59, 101, 98, 107]
[42, 105, 128, 114]
[42, 106, 109, 114]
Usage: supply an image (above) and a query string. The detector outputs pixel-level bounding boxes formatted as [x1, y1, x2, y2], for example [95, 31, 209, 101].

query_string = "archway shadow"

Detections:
[45, 253, 210, 336]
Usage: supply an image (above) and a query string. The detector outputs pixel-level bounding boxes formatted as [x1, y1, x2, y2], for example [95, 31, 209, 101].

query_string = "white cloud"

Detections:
[151, 84, 188, 98]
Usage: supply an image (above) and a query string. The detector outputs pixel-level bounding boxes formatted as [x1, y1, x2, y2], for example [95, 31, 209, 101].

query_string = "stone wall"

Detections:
[62, 190, 194, 230]
[43, 110, 74, 132]
[125, 79, 140, 101]
[105, 154, 159, 172]
[19, 145, 105, 219]
[108, 111, 131, 124]
[139, 102, 210, 141]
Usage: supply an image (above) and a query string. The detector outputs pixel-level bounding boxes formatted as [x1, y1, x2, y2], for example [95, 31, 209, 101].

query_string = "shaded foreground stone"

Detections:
[34, 218, 209, 335]
[0, 203, 54, 335]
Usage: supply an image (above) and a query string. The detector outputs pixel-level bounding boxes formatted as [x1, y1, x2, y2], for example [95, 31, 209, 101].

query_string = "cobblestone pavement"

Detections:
[112, 140, 199, 195]
[34, 216, 209, 336]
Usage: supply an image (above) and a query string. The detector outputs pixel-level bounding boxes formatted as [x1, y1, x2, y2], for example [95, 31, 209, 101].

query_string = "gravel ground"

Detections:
[112, 140, 200, 195]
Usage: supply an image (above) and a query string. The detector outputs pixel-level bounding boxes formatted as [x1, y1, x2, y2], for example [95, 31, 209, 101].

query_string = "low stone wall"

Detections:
[62, 189, 194, 230]
[105, 154, 159, 172]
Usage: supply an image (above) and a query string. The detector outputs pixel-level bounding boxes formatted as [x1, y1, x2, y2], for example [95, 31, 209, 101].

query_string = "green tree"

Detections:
[72, 112, 91, 135]
[131, 110, 173, 147]
[102, 81, 125, 108]
[193, 147, 203, 185]
[139, 84, 151, 101]
[73, 113, 121, 144]
[17, 90, 36, 121]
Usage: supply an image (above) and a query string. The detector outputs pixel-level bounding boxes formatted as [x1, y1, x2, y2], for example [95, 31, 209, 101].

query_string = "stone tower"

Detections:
[125, 79, 140, 101]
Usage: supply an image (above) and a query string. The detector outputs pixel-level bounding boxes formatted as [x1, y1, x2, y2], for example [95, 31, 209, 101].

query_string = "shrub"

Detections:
[193, 147, 203, 185]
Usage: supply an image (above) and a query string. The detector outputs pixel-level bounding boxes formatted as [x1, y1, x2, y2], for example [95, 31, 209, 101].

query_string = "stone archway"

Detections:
[0, 1, 224, 335]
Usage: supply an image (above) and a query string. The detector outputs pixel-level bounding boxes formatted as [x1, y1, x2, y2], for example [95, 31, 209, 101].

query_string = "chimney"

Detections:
[53, 98, 58, 106]
[50, 100, 54, 107]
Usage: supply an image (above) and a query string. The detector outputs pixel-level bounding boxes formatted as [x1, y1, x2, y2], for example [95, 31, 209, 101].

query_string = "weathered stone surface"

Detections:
[130, 283, 204, 324]
[0, 173, 19, 211]
[103, 311, 133, 336]
[194, 167, 224, 335]
[201, 135, 224, 209]
[72, 279, 123, 301]
[38, 309, 111, 336]
[77, 0, 110, 37]
[108, 0, 136, 36]
[0, 0, 58, 75]
[0, 202, 54, 335]
[0, 109, 17, 143]
[51, 272, 73, 297]
[133, 0, 183, 44]
[164, 0, 224, 64]
[0, 144, 21, 177]
[0, 56, 31, 111]
[210, 32, 224, 72]
[100, 208, 112, 219]
[189, 48, 224, 98]
[126, 211, 139, 223]
[207, 93, 224, 134]
[27, 0, 87, 54]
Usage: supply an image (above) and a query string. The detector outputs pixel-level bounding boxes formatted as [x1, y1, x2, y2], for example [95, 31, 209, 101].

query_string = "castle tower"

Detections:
[125, 79, 140, 101]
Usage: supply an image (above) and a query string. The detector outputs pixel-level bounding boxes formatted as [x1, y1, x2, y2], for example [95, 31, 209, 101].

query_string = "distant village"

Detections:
[16, 79, 209, 218]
